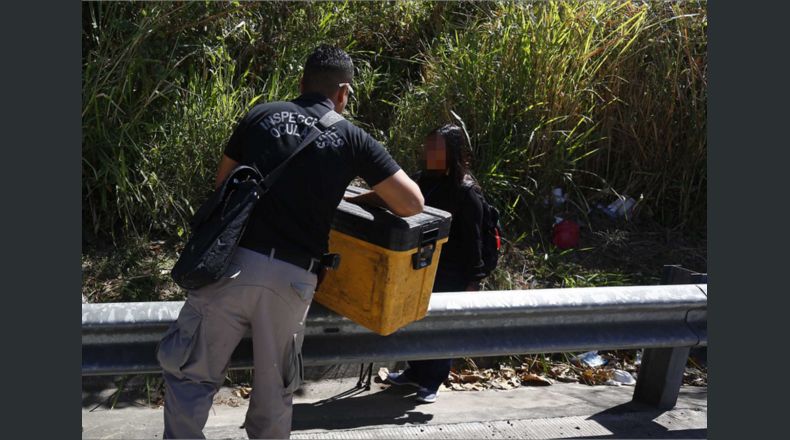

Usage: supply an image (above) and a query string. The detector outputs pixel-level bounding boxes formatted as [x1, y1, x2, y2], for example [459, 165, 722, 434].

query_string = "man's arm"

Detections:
[214, 155, 240, 189]
[345, 191, 387, 208]
[348, 170, 424, 217]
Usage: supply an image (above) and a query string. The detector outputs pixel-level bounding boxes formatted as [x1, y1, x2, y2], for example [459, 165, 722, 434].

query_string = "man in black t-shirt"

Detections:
[158, 45, 424, 439]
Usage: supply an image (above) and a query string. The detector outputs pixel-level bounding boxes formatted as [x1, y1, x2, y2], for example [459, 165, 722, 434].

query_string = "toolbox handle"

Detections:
[419, 228, 439, 245]
[412, 228, 439, 270]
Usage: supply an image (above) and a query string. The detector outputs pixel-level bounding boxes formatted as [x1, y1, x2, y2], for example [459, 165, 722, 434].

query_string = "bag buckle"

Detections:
[321, 253, 342, 271]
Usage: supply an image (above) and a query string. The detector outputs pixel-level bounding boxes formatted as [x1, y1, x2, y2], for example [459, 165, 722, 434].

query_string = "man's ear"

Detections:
[332, 88, 348, 113]
[335, 87, 346, 104]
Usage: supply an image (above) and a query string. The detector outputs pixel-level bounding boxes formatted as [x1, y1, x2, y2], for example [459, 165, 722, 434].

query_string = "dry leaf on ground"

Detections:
[549, 366, 578, 383]
[491, 377, 521, 390]
[461, 383, 485, 391]
[233, 386, 252, 398]
[459, 373, 487, 383]
[520, 373, 553, 386]
[580, 368, 613, 385]
[500, 367, 516, 379]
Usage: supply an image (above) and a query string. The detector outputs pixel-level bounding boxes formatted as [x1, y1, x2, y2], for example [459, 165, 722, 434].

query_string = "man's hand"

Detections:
[215, 154, 240, 189]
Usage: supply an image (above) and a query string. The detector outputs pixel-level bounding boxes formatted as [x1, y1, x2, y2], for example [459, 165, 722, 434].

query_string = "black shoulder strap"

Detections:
[260, 110, 344, 190]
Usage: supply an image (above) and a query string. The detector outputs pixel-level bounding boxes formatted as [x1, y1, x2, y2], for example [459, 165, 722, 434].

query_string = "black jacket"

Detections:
[416, 172, 486, 282]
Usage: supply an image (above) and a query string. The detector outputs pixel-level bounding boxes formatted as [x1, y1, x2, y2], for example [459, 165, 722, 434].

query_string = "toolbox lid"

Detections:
[331, 186, 452, 251]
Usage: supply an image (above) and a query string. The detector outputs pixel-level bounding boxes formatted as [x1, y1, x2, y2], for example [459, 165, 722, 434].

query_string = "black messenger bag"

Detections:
[171, 110, 345, 290]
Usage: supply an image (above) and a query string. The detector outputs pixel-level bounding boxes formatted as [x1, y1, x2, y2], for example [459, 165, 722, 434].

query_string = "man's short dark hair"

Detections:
[302, 45, 354, 98]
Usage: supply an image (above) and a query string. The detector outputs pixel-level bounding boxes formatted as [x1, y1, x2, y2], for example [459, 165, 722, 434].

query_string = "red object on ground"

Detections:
[552, 219, 580, 249]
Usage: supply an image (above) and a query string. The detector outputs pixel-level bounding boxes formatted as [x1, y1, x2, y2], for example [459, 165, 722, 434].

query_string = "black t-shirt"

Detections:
[416, 172, 486, 282]
[224, 93, 401, 259]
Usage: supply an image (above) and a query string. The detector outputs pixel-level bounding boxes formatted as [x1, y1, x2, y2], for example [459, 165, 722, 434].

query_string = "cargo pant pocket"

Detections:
[156, 301, 203, 378]
[290, 281, 316, 302]
[283, 332, 304, 395]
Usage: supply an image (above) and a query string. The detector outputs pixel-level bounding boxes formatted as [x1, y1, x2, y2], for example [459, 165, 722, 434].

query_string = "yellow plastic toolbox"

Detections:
[314, 186, 452, 335]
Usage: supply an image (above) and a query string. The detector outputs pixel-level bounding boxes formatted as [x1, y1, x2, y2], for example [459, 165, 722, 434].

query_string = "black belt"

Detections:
[257, 247, 323, 275]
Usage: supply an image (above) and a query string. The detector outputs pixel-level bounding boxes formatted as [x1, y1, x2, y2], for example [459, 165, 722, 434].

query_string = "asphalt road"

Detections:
[82, 371, 706, 439]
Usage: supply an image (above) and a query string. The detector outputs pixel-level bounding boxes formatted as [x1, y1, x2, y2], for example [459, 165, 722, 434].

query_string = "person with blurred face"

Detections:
[157, 45, 424, 439]
[386, 124, 487, 403]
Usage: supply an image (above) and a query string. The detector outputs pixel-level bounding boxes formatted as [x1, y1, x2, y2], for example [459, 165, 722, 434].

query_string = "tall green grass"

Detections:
[82, 2, 258, 240]
[388, 1, 707, 234]
[82, 1, 433, 242]
[82, 1, 706, 245]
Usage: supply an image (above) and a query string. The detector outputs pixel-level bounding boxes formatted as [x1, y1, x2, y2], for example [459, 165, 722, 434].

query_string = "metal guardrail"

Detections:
[83, 283, 706, 409]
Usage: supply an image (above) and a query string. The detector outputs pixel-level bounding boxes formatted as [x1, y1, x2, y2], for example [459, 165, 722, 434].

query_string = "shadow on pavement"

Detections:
[292, 385, 433, 431]
[81, 376, 156, 411]
[578, 401, 706, 439]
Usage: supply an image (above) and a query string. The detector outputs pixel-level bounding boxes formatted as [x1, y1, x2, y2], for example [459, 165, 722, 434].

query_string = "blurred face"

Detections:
[423, 134, 447, 171]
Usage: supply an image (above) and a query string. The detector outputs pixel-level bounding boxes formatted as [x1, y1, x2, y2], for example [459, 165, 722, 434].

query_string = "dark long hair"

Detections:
[428, 124, 479, 189]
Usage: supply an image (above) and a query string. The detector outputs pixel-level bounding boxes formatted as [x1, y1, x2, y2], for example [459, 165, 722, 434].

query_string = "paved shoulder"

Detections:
[293, 411, 707, 439]
[82, 377, 706, 439]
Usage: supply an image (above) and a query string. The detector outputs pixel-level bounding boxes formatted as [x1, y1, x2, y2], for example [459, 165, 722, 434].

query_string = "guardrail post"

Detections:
[632, 345, 691, 409]
[632, 265, 706, 409]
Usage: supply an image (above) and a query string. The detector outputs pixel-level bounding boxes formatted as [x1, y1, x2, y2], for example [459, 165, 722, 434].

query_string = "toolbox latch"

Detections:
[412, 228, 439, 270]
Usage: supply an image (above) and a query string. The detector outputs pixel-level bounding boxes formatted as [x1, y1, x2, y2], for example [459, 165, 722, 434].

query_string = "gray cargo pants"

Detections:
[157, 246, 318, 439]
